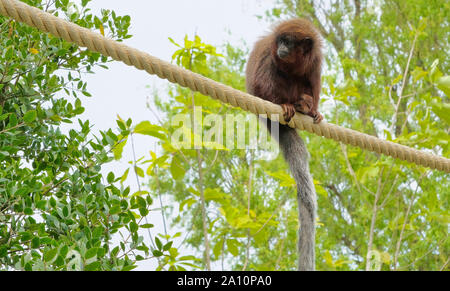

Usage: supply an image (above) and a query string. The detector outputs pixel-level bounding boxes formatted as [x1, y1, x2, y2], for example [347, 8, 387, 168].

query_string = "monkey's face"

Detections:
[275, 33, 313, 63]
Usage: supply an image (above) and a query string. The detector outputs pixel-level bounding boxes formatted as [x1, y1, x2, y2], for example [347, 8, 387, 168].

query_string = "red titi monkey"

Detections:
[246, 18, 323, 123]
[246, 19, 323, 271]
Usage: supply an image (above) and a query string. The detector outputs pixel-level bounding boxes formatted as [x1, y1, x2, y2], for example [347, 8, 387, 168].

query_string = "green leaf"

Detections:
[179, 198, 196, 212]
[436, 75, 450, 96]
[122, 265, 137, 271]
[226, 239, 239, 257]
[44, 248, 58, 262]
[137, 196, 146, 208]
[84, 261, 101, 271]
[111, 246, 120, 257]
[23, 110, 37, 123]
[129, 221, 138, 232]
[135, 166, 144, 177]
[5, 46, 14, 59]
[109, 205, 121, 215]
[266, 170, 296, 187]
[107, 172, 115, 183]
[314, 180, 328, 197]
[120, 168, 130, 184]
[170, 154, 186, 180]
[0, 113, 9, 121]
[97, 248, 106, 258]
[8, 113, 18, 127]
[85, 248, 98, 259]
[163, 241, 173, 251]
[59, 246, 69, 258]
[0, 246, 7, 257]
[168, 37, 181, 48]
[213, 239, 223, 258]
[62, 206, 69, 217]
[431, 102, 450, 124]
[132, 190, 149, 197]
[117, 119, 127, 131]
[204, 188, 226, 201]
[73, 107, 85, 115]
[178, 255, 196, 261]
[133, 121, 167, 140]
[155, 237, 163, 250]
[31, 237, 40, 249]
[139, 207, 149, 216]
[24, 207, 33, 215]
[82, 91, 92, 97]
[429, 59, 442, 82]
[20, 232, 32, 241]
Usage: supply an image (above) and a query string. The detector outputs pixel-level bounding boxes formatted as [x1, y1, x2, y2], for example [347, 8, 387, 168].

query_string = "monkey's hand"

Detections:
[281, 104, 296, 123]
[310, 110, 323, 124]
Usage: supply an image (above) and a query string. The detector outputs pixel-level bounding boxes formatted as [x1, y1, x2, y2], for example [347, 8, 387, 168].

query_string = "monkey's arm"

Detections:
[309, 68, 323, 123]
[252, 70, 298, 123]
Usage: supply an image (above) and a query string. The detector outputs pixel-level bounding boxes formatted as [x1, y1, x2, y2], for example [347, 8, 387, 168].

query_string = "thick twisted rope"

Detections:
[1, 0, 449, 173]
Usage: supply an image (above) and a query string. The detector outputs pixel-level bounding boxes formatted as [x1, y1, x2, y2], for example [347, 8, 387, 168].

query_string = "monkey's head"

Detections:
[271, 19, 322, 75]
[276, 34, 313, 60]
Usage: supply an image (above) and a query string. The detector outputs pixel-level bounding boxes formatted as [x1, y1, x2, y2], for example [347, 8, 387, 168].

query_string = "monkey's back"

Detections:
[245, 35, 277, 99]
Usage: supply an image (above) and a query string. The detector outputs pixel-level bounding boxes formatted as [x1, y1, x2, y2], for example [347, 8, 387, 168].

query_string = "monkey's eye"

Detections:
[278, 35, 291, 45]
[277, 37, 286, 45]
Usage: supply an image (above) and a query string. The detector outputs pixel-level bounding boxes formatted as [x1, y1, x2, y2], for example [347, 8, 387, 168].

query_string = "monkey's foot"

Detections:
[294, 95, 313, 115]
[281, 104, 296, 123]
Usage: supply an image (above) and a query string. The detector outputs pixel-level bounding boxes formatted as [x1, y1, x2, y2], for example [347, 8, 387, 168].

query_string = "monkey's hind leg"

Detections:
[294, 94, 313, 115]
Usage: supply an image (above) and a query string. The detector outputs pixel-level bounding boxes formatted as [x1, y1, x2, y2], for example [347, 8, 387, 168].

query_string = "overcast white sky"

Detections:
[72, 0, 277, 270]
[80, 0, 276, 133]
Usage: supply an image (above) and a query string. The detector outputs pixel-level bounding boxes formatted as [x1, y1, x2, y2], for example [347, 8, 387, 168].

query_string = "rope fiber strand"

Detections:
[1, 0, 449, 173]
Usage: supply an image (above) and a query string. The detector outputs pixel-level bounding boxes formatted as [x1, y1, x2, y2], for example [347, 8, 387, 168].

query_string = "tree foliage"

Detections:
[263, 0, 449, 270]
[0, 0, 160, 271]
[0, 0, 448, 271]
[145, 0, 450, 270]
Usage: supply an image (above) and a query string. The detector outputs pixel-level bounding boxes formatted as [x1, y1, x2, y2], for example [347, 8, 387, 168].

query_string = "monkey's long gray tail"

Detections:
[267, 121, 317, 271]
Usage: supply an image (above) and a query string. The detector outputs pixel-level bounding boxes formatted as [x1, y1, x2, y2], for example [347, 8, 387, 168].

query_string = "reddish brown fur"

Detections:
[246, 19, 323, 123]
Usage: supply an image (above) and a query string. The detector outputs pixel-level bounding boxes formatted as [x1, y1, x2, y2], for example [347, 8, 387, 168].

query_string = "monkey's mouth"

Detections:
[277, 46, 290, 59]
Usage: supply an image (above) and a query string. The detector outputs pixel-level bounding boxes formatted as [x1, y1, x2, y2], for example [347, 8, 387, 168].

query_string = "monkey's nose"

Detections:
[277, 47, 289, 59]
